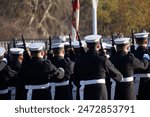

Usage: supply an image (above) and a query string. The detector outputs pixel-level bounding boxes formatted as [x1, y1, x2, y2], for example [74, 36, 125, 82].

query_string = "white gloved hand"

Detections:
[2, 58, 7, 64]
[143, 54, 150, 60]
[56, 67, 65, 79]
[106, 54, 110, 58]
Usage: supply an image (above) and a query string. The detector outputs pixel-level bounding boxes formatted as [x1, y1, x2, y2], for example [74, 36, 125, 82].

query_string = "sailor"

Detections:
[0, 47, 17, 100]
[50, 43, 73, 100]
[71, 40, 86, 99]
[133, 31, 150, 99]
[73, 35, 123, 100]
[110, 37, 149, 100]
[15, 42, 31, 65]
[63, 42, 75, 59]
[101, 42, 112, 100]
[9, 48, 24, 72]
[102, 42, 112, 58]
[16, 43, 65, 100]
[71, 40, 86, 62]
[8, 48, 24, 100]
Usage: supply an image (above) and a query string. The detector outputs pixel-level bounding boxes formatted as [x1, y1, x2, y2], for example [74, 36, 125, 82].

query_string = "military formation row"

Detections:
[0, 31, 150, 100]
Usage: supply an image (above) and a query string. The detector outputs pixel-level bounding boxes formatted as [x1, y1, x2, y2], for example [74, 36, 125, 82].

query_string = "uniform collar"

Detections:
[31, 57, 43, 61]
[87, 49, 99, 54]
[117, 51, 128, 55]
[54, 55, 64, 59]
[137, 46, 148, 50]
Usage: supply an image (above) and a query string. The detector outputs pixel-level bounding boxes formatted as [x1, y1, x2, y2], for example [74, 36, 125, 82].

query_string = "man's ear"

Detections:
[127, 45, 130, 51]
[62, 48, 65, 54]
[18, 55, 23, 62]
[97, 43, 100, 50]
[40, 51, 45, 56]
[144, 39, 148, 44]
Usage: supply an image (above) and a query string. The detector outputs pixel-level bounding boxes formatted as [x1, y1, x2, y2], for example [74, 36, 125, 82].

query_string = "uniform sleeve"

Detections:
[105, 58, 123, 82]
[49, 61, 58, 72]
[44, 60, 57, 72]
[64, 58, 74, 80]
[44, 60, 65, 79]
[15, 65, 26, 100]
[6, 66, 17, 78]
[73, 61, 80, 86]
[130, 54, 149, 70]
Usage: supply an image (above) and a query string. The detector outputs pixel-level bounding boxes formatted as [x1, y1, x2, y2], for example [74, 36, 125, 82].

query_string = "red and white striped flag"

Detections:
[71, 0, 80, 41]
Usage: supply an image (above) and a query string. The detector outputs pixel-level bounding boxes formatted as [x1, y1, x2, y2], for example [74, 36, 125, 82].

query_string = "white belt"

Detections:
[49, 81, 69, 100]
[134, 73, 150, 95]
[121, 77, 134, 82]
[0, 88, 9, 94]
[8, 87, 16, 100]
[134, 73, 150, 78]
[25, 83, 50, 100]
[111, 78, 116, 100]
[79, 79, 105, 100]
[111, 77, 133, 100]
[71, 82, 77, 100]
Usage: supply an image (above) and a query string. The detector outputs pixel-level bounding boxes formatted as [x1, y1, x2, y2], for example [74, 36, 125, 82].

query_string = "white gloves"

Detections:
[2, 58, 7, 64]
[143, 54, 150, 60]
[56, 67, 65, 79]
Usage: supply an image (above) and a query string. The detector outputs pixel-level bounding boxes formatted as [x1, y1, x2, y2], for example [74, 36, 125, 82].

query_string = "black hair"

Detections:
[53, 47, 64, 55]
[30, 51, 41, 57]
[116, 43, 129, 51]
[135, 38, 148, 44]
[87, 42, 99, 50]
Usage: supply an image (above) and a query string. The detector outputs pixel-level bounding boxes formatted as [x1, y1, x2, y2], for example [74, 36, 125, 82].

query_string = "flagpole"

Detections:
[92, 0, 99, 35]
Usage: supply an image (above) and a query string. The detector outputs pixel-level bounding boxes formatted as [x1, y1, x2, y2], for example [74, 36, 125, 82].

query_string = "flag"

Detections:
[71, 0, 80, 41]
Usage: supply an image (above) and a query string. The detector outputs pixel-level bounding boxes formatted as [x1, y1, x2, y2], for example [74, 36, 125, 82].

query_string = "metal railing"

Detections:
[0, 39, 48, 50]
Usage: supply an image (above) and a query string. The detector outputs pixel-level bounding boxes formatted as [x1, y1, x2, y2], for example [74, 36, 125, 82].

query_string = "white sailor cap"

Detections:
[16, 42, 30, 48]
[85, 35, 102, 43]
[102, 42, 112, 49]
[72, 41, 86, 48]
[0, 47, 6, 56]
[114, 38, 131, 45]
[72, 41, 80, 48]
[51, 43, 64, 49]
[29, 43, 45, 51]
[10, 48, 24, 55]
[134, 32, 149, 39]
[63, 42, 70, 46]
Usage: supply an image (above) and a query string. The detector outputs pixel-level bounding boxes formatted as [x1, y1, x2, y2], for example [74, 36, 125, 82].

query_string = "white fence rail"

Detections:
[0, 40, 48, 50]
